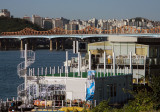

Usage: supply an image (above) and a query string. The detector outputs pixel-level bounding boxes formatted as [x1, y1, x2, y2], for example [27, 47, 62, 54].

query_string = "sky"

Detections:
[1, 0, 160, 21]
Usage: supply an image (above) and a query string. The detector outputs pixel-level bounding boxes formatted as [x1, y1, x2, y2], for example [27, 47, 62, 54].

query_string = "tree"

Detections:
[123, 89, 153, 112]
[91, 100, 111, 112]
[149, 75, 160, 110]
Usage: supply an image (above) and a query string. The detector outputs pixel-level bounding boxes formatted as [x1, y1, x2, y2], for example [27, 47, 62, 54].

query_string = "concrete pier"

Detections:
[20, 39, 23, 50]
[56, 39, 59, 50]
[50, 39, 53, 51]
[61, 39, 65, 50]
[31, 39, 36, 50]
[0, 39, 1, 50]
[26, 39, 30, 50]
[4, 39, 8, 50]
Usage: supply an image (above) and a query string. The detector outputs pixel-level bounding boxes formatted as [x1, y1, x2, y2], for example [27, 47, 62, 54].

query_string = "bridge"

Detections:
[0, 26, 160, 50]
[1, 26, 160, 38]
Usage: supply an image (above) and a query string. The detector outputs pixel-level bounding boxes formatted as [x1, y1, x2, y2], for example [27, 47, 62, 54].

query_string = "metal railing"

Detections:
[17, 49, 35, 100]
[17, 50, 35, 77]
[20, 50, 35, 67]
[17, 83, 25, 96]
[99, 56, 145, 65]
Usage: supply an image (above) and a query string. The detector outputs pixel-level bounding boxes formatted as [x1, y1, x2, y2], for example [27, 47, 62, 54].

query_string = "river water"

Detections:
[0, 50, 80, 100]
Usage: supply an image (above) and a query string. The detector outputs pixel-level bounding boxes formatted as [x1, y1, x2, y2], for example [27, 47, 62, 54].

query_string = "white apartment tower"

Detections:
[0, 9, 10, 17]
[43, 17, 53, 30]
[32, 15, 43, 28]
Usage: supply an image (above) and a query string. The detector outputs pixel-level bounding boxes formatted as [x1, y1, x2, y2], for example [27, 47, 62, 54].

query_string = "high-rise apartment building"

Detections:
[32, 15, 43, 28]
[65, 24, 78, 30]
[0, 9, 10, 17]
[88, 18, 98, 27]
[43, 18, 53, 30]
[52, 17, 69, 29]
[52, 18, 63, 28]
[61, 17, 69, 26]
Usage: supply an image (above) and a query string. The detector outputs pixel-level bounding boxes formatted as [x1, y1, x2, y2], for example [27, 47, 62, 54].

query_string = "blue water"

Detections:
[0, 50, 81, 100]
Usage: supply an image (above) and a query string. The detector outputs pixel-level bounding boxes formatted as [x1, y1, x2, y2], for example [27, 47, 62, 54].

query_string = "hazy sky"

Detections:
[1, 0, 160, 21]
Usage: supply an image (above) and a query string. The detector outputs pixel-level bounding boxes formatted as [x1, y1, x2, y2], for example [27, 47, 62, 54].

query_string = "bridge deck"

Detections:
[0, 34, 160, 39]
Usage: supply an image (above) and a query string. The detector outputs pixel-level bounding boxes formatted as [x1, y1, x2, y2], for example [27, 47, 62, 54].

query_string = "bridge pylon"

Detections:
[50, 39, 53, 51]
[61, 38, 65, 51]
[0, 39, 1, 50]
[20, 39, 23, 50]
[56, 38, 59, 51]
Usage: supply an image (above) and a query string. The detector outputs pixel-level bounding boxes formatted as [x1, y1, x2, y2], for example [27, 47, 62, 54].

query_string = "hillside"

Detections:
[0, 17, 45, 34]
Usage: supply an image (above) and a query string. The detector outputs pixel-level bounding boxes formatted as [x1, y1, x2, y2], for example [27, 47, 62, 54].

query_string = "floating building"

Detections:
[17, 43, 133, 108]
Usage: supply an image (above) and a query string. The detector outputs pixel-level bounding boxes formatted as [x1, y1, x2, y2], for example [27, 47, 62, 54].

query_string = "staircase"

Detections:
[17, 50, 35, 77]
[17, 47, 35, 100]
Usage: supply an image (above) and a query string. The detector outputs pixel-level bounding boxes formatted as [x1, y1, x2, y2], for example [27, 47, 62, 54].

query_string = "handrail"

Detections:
[17, 49, 35, 100]
[17, 50, 35, 77]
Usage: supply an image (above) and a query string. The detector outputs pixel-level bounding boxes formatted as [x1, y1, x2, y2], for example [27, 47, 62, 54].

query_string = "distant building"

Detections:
[0, 9, 10, 17]
[112, 19, 126, 27]
[69, 20, 82, 25]
[147, 22, 153, 28]
[65, 24, 70, 30]
[61, 17, 70, 26]
[52, 18, 63, 28]
[52, 17, 69, 29]
[98, 19, 104, 28]
[65, 24, 78, 30]
[102, 21, 112, 30]
[79, 25, 86, 30]
[23, 15, 31, 21]
[81, 20, 90, 27]
[88, 18, 98, 27]
[32, 15, 43, 28]
[43, 17, 52, 30]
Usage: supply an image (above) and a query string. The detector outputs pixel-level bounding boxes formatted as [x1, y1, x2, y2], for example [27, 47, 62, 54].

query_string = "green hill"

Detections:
[0, 17, 44, 34]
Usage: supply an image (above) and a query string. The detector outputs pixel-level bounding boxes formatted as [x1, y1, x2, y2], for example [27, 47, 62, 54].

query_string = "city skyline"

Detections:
[1, 0, 160, 21]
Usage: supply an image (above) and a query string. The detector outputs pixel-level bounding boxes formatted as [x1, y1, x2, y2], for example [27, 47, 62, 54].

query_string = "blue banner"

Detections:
[86, 70, 96, 101]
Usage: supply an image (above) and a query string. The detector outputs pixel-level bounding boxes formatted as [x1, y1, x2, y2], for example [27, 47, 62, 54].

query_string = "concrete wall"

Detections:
[43, 77, 87, 101]
[66, 78, 87, 101]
